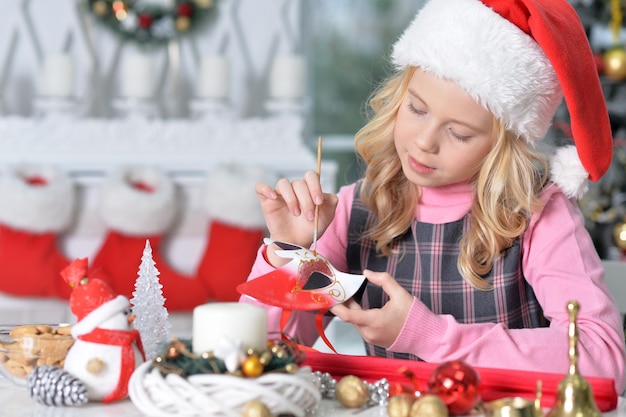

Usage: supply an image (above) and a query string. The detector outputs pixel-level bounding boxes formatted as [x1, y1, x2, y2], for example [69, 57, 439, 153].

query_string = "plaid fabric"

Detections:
[347, 186, 548, 360]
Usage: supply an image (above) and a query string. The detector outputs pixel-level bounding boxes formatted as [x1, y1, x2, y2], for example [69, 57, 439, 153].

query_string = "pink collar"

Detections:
[416, 182, 473, 224]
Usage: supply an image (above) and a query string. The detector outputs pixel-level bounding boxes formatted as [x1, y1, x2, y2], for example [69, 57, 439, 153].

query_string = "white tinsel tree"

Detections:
[130, 239, 172, 361]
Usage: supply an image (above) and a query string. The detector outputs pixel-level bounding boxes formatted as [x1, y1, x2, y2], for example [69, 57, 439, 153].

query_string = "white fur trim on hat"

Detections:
[203, 164, 277, 229]
[550, 145, 589, 199]
[99, 167, 177, 236]
[391, 0, 562, 143]
[71, 295, 129, 337]
[0, 165, 75, 233]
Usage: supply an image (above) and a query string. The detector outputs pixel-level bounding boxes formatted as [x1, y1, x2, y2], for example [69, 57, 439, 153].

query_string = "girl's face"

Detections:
[394, 68, 495, 188]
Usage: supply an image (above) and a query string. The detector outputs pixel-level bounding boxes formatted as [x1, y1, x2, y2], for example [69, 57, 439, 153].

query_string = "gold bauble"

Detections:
[242, 354, 264, 377]
[92, 0, 108, 16]
[613, 221, 626, 249]
[176, 16, 191, 32]
[336, 375, 370, 408]
[194, 0, 214, 8]
[388, 393, 417, 417]
[241, 399, 272, 417]
[604, 47, 626, 81]
[409, 394, 449, 417]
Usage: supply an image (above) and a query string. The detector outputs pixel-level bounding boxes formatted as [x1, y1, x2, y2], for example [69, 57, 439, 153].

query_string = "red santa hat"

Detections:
[61, 258, 129, 337]
[391, 0, 612, 198]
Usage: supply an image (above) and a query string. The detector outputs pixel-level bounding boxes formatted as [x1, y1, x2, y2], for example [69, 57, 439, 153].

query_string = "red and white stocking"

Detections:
[0, 166, 75, 298]
[196, 164, 275, 301]
[90, 167, 210, 311]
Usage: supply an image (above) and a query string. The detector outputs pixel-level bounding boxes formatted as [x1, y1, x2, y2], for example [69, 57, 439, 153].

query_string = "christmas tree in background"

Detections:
[567, 0, 626, 260]
[131, 240, 172, 361]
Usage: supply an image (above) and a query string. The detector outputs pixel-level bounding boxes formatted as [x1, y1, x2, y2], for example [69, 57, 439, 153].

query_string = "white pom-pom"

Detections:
[0, 165, 75, 232]
[549, 145, 589, 199]
[204, 164, 278, 229]
[99, 167, 177, 236]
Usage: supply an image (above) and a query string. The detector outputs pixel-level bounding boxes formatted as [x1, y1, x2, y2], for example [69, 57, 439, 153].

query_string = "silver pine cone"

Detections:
[27, 365, 89, 406]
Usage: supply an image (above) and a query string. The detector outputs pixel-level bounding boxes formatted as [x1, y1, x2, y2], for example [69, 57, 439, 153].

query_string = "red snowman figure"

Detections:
[28, 258, 145, 406]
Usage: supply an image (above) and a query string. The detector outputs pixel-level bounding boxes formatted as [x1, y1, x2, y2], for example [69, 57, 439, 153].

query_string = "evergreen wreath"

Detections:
[86, 0, 216, 47]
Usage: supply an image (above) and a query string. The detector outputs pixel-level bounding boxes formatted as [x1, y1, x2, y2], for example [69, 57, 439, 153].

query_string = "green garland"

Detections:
[86, 0, 216, 47]
[151, 338, 306, 378]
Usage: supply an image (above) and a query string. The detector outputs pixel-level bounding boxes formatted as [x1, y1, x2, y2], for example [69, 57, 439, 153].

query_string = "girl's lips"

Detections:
[408, 156, 435, 174]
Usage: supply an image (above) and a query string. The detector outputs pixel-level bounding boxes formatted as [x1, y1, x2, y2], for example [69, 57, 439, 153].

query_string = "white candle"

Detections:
[269, 55, 306, 99]
[121, 53, 154, 99]
[198, 55, 230, 99]
[192, 302, 268, 354]
[40, 53, 74, 98]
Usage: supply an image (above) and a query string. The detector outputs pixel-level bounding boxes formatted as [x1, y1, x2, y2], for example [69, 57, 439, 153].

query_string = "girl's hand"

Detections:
[255, 170, 338, 266]
[331, 270, 414, 348]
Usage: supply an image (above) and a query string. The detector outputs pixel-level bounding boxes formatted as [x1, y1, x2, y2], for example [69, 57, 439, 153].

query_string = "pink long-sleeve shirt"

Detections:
[241, 181, 626, 393]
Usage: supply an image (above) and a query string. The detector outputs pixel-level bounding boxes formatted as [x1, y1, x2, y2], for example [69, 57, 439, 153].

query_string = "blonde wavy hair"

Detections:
[354, 67, 548, 290]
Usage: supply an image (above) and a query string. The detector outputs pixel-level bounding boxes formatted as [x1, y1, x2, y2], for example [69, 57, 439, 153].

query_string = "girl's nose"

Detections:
[414, 124, 439, 153]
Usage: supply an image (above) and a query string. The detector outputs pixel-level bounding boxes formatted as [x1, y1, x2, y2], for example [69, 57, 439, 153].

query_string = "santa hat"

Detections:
[391, 0, 612, 198]
[61, 258, 129, 337]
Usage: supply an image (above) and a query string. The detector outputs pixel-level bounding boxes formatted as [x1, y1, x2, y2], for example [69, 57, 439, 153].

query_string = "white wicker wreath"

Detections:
[128, 361, 322, 417]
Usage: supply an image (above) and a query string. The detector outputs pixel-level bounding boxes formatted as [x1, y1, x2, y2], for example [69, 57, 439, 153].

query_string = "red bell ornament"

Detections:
[427, 360, 481, 415]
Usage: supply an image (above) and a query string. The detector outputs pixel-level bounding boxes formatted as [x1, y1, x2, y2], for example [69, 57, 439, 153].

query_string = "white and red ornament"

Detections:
[28, 258, 145, 405]
[63, 258, 145, 402]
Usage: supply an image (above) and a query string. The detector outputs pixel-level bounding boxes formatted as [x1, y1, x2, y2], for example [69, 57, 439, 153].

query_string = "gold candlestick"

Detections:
[546, 300, 601, 417]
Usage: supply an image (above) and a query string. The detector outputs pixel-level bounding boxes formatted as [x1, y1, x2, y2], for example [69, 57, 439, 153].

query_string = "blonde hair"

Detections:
[354, 67, 548, 290]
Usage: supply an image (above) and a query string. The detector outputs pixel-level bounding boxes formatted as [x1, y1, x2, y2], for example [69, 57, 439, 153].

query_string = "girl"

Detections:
[241, 0, 626, 393]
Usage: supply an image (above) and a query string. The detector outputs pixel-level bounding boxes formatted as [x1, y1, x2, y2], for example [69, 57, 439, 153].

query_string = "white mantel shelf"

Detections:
[0, 115, 335, 189]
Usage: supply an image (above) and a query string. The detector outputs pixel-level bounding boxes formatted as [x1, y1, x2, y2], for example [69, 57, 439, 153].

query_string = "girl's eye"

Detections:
[449, 128, 471, 142]
[407, 103, 426, 115]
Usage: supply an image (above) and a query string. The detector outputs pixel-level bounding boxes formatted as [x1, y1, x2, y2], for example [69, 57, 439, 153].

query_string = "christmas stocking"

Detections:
[196, 164, 275, 302]
[0, 166, 75, 298]
[90, 167, 210, 311]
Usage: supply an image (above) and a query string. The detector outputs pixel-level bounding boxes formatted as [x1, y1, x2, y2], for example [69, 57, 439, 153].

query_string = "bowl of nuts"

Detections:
[0, 324, 74, 386]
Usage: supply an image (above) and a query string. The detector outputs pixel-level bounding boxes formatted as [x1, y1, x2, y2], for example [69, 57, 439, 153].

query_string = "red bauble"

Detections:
[138, 13, 153, 29]
[177, 2, 193, 17]
[427, 360, 481, 415]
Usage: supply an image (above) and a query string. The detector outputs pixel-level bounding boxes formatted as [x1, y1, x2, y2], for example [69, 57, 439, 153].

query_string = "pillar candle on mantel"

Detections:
[40, 53, 74, 98]
[192, 302, 267, 354]
[269, 55, 306, 100]
[198, 55, 230, 99]
[121, 53, 155, 99]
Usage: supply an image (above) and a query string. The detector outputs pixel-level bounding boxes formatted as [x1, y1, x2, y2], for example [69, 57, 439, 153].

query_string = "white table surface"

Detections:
[0, 375, 624, 417]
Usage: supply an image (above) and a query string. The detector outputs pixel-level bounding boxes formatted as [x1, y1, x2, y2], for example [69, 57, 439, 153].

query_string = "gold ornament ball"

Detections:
[92, 0, 108, 16]
[409, 394, 449, 417]
[613, 221, 626, 249]
[242, 354, 264, 377]
[604, 47, 626, 81]
[388, 393, 417, 417]
[194, 0, 214, 8]
[176, 16, 191, 32]
[336, 375, 370, 408]
[241, 399, 273, 417]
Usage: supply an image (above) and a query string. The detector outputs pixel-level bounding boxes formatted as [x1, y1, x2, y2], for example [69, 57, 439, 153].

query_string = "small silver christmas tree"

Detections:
[131, 240, 172, 361]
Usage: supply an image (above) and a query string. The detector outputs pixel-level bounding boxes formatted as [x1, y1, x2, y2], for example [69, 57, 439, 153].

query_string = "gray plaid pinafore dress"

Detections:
[346, 188, 549, 360]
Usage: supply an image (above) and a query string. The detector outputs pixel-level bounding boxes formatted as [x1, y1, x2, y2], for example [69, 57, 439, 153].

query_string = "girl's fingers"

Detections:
[304, 170, 324, 205]
[291, 180, 317, 221]
[274, 177, 301, 216]
[363, 270, 401, 297]
[255, 182, 277, 200]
